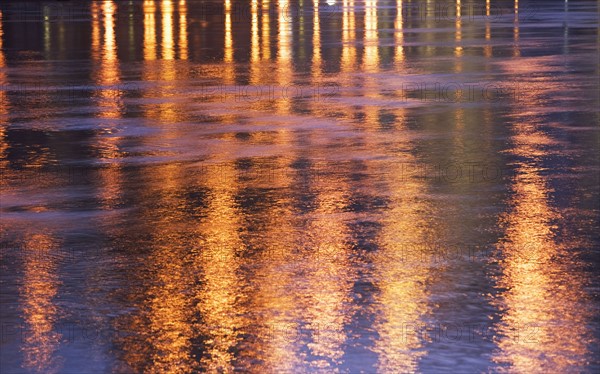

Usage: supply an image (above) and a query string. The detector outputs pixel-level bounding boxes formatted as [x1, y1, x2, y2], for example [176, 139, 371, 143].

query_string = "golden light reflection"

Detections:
[0, 9, 5, 67]
[395, 0, 405, 65]
[485, 13, 492, 58]
[43, 6, 51, 57]
[262, 0, 271, 60]
[0, 9, 7, 171]
[251, 0, 260, 76]
[223, 0, 235, 84]
[302, 169, 353, 370]
[341, 0, 357, 72]
[91, 3, 101, 60]
[92, 0, 122, 117]
[276, 0, 293, 114]
[161, 0, 175, 60]
[194, 162, 246, 372]
[513, 1, 521, 58]
[244, 162, 302, 372]
[91, 1, 124, 207]
[159, 0, 178, 80]
[224, 0, 233, 62]
[141, 0, 185, 125]
[20, 233, 62, 373]
[117, 165, 197, 373]
[312, 0, 322, 79]
[454, 0, 463, 58]
[150, 168, 197, 373]
[250, 0, 270, 85]
[178, 0, 188, 60]
[372, 145, 434, 372]
[492, 62, 592, 372]
[360, 0, 381, 131]
[143, 0, 157, 61]
[493, 147, 591, 372]
[102, 1, 118, 84]
[363, 0, 379, 71]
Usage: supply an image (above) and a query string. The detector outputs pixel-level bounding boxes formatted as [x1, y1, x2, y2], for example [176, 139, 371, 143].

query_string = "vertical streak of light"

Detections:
[0, 10, 8, 169]
[92, 1, 123, 206]
[223, 0, 235, 84]
[156, 0, 180, 123]
[373, 154, 433, 373]
[492, 97, 592, 372]
[363, 0, 379, 71]
[513, 0, 520, 57]
[91, 2, 101, 60]
[312, 0, 322, 79]
[178, 0, 188, 60]
[455, 0, 463, 58]
[161, 0, 175, 60]
[143, 0, 157, 61]
[103, 1, 116, 66]
[277, 0, 292, 114]
[250, 0, 260, 84]
[362, 0, 379, 130]
[224, 0, 233, 62]
[0, 9, 4, 67]
[195, 163, 246, 372]
[262, 0, 271, 60]
[395, 0, 405, 65]
[247, 162, 300, 372]
[562, 0, 569, 66]
[141, 1, 160, 122]
[484, 0, 492, 58]
[341, 0, 356, 72]
[43, 6, 51, 58]
[251, 0, 260, 62]
[303, 174, 352, 370]
[99, 0, 120, 119]
[20, 233, 62, 373]
[129, 165, 196, 373]
[488, 55, 594, 372]
[128, 2, 135, 60]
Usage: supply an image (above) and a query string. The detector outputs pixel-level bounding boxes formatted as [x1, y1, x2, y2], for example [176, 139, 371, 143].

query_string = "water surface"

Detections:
[0, 1, 599, 373]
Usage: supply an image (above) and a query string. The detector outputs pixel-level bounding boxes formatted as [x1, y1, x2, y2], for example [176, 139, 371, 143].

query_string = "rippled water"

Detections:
[0, 1, 599, 373]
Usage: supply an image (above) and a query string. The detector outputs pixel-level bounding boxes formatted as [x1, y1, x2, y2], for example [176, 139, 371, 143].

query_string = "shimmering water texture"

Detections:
[0, 1, 599, 373]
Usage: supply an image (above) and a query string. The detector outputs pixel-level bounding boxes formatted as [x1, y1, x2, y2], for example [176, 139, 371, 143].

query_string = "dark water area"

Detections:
[0, 0, 599, 373]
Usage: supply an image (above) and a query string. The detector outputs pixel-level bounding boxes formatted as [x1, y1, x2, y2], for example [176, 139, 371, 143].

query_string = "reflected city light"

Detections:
[372, 155, 434, 372]
[513, 1, 521, 58]
[178, 0, 189, 60]
[223, 0, 235, 84]
[0, 9, 7, 170]
[276, 0, 293, 114]
[301, 170, 353, 369]
[491, 60, 593, 372]
[341, 0, 357, 71]
[262, 0, 271, 60]
[363, 0, 379, 71]
[455, 0, 463, 57]
[1, 1, 598, 373]
[194, 162, 246, 372]
[312, 0, 322, 79]
[161, 0, 175, 60]
[143, 0, 157, 61]
[20, 233, 62, 374]
[395, 0, 405, 64]
[251, 0, 260, 65]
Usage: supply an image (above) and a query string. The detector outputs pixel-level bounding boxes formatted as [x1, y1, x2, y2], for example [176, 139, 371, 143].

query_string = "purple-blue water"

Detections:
[0, 1, 599, 373]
